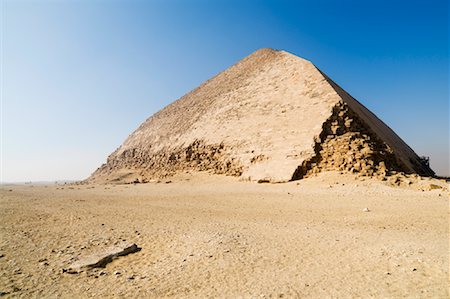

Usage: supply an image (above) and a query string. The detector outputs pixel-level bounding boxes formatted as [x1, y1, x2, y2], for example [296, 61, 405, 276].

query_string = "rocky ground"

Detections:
[0, 172, 448, 298]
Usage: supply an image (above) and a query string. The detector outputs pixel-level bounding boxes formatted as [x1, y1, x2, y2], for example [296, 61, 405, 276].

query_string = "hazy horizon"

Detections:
[2, 0, 449, 182]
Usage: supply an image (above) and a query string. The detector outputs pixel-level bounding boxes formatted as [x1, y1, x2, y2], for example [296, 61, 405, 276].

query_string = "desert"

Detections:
[3, 1, 449, 298]
[0, 172, 448, 298]
[1, 47, 449, 298]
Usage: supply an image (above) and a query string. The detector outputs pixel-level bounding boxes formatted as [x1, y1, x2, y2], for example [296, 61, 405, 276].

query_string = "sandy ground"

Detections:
[0, 172, 448, 298]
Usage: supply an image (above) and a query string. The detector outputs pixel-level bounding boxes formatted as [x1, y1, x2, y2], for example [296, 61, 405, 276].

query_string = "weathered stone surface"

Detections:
[64, 243, 141, 274]
[88, 48, 434, 183]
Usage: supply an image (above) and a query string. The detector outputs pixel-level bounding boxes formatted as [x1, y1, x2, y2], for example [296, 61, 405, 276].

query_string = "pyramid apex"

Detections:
[239, 48, 311, 69]
[246, 48, 312, 64]
[253, 47, 279, 53]
[244, 47, 280, 58]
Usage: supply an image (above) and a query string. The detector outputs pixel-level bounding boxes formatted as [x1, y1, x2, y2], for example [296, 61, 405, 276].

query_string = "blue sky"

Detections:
[2, 0, 449, 181]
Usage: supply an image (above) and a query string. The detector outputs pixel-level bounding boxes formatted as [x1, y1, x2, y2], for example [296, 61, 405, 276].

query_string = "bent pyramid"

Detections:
[89, 48, 434, 183]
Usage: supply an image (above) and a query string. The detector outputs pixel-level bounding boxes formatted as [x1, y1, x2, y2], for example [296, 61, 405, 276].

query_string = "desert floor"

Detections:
[0, 172, 448, 298]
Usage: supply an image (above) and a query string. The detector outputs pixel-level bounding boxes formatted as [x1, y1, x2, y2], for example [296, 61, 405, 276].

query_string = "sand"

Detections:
[0, 172, 448, 298]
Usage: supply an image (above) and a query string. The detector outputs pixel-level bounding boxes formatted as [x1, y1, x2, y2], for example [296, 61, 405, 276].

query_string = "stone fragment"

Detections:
[63, 243, 141, 274]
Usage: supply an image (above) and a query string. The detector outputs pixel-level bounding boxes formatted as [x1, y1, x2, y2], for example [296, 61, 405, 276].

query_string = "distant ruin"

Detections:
[89, 48, 434, 183]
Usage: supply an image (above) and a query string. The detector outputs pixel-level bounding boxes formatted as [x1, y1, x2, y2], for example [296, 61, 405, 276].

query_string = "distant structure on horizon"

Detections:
[88, 48, 434, 183]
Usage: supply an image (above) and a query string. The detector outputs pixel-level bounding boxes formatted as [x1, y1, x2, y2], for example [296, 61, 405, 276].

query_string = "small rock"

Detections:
[99, 271, 107, 276]
[67, 243, 141, 272]
[362, 208, 370, 212]
[412, 268, 417, 272]
[429, 184, 442, 190]
[62, 268, 79, 274]
[114, 271, 121, 275]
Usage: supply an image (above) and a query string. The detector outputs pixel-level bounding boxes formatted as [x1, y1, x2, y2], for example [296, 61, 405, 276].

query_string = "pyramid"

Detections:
[89, 48, 434, 183]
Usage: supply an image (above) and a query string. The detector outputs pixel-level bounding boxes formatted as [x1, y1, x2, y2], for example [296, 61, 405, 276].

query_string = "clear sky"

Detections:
[1, 0, 449, 182]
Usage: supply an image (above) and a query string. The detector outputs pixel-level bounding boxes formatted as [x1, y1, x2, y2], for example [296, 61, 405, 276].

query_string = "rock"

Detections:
[62, 268, 79, 274]
[257, 179, 270, 184]
[362, 208, 370, 212]
[114, 271, 121, 276]
[428, 184, 442, 190]
[64, 243, 141, 274]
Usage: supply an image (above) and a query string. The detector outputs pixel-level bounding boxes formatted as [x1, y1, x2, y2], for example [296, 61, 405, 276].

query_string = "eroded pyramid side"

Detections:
[320, 71, 434, 177]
